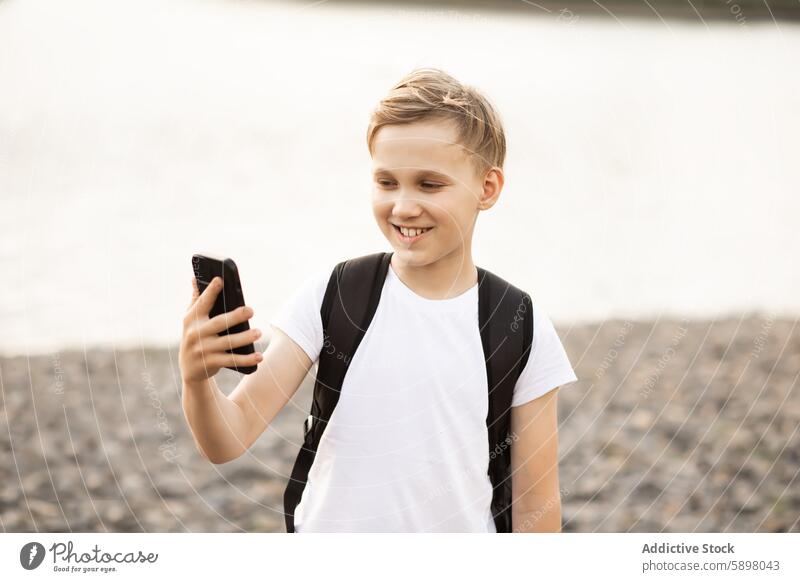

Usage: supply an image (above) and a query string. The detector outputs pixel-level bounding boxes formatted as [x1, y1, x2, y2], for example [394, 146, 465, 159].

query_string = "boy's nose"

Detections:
[391, 190, 424, 215]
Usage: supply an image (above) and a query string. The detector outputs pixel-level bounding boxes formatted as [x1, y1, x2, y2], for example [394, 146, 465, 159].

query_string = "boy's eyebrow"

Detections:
[373, 168, 451, 180]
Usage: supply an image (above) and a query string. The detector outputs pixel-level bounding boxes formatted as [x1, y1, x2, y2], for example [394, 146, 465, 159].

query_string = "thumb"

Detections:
[194, 276, 223, 317]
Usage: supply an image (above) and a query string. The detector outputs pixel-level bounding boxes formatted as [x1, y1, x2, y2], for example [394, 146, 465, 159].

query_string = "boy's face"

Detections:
[370, 118, 495, 267]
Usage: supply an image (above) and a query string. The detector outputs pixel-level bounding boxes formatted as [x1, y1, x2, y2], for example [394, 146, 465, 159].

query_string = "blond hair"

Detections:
[366, 68, 506, 178]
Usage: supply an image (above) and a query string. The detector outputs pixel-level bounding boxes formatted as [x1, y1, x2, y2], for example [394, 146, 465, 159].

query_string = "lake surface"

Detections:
[1, 0, 798, 355]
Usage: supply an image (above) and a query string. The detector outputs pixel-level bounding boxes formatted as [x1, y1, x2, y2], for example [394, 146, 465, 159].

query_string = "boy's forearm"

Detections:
[512, 495, 563, 533]
[182, 377, 248, 464]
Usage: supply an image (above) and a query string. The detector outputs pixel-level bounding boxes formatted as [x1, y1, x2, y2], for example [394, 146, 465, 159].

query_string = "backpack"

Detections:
[283, 251, 534, 533]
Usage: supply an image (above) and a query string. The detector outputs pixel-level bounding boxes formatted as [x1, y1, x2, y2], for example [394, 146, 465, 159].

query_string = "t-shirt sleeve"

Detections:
[269, 264, 332, 364]
[511, 303, 578, 407]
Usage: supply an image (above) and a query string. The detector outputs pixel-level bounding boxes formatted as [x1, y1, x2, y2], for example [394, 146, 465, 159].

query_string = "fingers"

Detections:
[205, 350, 263, 369]
[189, 276, 223, 319]
[208, 327, 262, 352]
[188, 276, 200, 309]
[203, 304, 255, 335]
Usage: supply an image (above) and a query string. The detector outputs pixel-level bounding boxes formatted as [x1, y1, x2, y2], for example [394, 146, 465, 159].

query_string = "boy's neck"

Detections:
[390, 250, 478, 301]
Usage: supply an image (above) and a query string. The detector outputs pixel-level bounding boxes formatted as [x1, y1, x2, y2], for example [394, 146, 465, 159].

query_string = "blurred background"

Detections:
[1, 0, 798, 532]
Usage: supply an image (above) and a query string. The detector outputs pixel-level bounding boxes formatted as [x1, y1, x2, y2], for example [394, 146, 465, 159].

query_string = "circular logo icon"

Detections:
[20, 542, 46, 570]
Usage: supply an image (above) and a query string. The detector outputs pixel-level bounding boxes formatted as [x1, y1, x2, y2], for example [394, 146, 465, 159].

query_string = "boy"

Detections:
[179, 68, 578, 533]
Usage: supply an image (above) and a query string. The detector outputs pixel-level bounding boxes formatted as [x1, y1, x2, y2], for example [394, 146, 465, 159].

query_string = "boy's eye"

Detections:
[374, 179, 442, 190]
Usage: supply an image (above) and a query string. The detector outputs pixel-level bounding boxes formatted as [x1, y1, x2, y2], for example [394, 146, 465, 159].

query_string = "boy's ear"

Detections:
[478, 167, 504, 211]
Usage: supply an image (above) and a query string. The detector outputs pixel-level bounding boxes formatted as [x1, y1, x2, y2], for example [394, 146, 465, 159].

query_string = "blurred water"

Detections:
[1, 0, 798, 355]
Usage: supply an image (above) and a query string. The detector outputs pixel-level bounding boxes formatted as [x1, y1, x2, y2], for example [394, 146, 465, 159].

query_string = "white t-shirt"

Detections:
[270, 261, 578, 532]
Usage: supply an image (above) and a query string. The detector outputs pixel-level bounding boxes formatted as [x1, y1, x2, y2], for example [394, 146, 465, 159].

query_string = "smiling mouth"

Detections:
[392, 223, 434, 243]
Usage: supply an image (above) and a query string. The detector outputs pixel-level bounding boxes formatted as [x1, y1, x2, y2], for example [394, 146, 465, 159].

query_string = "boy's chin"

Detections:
[390, 246, 436, 267]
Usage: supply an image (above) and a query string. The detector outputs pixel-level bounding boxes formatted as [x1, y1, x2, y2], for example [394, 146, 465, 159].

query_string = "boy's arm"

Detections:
[509, 387, 563, 532]
[182, 326, 313, 464]
[227, 326, 313, 454]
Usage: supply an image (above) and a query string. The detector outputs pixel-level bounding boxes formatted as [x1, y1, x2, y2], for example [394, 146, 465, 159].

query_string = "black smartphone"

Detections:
[191, 253, 257, 374]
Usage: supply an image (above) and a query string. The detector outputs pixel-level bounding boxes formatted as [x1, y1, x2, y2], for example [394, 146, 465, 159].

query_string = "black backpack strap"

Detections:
[476, 266, 534, 533]
[283, 251, 393, 532]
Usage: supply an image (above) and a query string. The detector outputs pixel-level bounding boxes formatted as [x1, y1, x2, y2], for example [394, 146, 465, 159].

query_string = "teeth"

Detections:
[399, 226, 431, 237]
